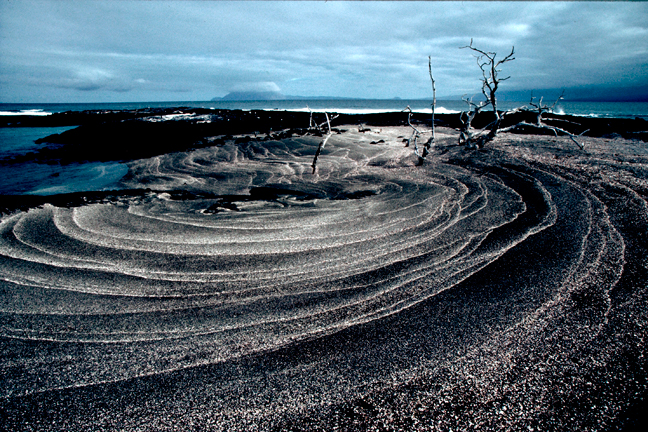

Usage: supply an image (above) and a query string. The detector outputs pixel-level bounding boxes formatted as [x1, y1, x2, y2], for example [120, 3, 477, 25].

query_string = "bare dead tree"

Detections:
[402, 106, 422, 158]
[417, 56, 437, 165]
[307, 105, 317, 130]
[311, 112, 335, 174]
[529, 92, 562, 125]
[500, 91, 589, 149]
[429, 56, 436, 143]
[306, 107, 339, 136]
[458, 94, 491, 148]
[458, 39, 517, 148]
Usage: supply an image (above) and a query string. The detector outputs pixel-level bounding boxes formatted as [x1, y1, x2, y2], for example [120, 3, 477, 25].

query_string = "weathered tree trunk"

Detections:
[458, 39, 516, 149]
[418, 56, 436, 165]
[312, 112, 335, 174]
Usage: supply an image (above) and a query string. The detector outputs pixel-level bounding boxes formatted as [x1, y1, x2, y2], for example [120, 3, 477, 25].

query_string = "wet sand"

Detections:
[1, 124, 647, 430]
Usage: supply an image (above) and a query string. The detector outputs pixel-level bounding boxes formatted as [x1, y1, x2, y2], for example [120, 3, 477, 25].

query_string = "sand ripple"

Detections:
[1, 127, 646, 430]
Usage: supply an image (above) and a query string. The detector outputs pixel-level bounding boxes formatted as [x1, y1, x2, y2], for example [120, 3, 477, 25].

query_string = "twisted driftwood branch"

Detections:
[499, 91, 587, 149]
[501, 121, 588, 150]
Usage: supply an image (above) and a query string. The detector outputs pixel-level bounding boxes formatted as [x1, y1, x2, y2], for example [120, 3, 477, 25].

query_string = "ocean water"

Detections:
[1, 99, 647, 196]
[2, 99, 648, 118]
[0, 126, 128, 195]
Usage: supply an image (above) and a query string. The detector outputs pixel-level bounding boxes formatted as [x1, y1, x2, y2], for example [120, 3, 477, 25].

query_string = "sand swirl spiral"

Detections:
[1, 127, 646, 431]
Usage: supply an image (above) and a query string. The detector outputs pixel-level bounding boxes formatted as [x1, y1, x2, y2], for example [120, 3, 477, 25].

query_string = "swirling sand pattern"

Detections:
[1, 127, 646, 430]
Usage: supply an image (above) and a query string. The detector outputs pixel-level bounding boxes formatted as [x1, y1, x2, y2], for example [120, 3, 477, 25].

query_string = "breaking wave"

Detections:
[0, 109, 52, 116]
[267, 106, 461, 115]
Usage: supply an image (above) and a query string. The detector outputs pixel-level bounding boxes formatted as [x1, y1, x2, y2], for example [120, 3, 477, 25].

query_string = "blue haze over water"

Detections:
[3, 99, 648, 119]
[1, 99, 647, 197]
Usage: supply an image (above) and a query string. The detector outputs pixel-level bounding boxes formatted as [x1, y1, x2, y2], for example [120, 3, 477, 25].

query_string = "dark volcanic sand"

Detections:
[0, 120, 647, 431]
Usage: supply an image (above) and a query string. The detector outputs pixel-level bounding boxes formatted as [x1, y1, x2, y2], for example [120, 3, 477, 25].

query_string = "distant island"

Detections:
[212, 87, 648, 102]
[213, 92, 359, 102]
[216, 91, 286, 101]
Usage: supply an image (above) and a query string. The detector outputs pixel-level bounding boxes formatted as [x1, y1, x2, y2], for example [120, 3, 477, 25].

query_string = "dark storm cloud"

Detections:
[0, 1, 646, 102]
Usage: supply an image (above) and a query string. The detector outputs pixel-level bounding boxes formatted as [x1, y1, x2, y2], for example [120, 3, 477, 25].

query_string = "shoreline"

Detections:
[0, 108, 646, 167]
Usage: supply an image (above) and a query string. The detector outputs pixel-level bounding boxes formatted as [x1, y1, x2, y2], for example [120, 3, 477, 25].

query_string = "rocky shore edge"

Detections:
[1, 107, 646, 165]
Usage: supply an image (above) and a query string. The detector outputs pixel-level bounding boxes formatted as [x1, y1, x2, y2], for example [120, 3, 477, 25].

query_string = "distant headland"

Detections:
[212, 92, 358, 102]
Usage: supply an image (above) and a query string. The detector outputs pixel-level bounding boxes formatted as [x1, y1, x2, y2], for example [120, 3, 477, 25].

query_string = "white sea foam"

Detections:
[0, 109, 52, 116]
[264, 106, 460, 115]
[144, 113, 214, 122]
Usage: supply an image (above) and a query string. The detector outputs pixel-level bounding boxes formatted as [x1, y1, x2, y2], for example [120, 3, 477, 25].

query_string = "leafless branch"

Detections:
[545, 117, 580, 126]
[501, 121, 588, 150]
[496, 89, 587, 149]
[306, 105, 315, 130]
[418, 56, 437, 165]
[402, 106, 421, 156]
[429, 57, 436, 141]
[316, 114, 338, 132]
[549, 90, 565, 110]
[527, 90, 564, 125]
[311, 112, 336, 174]
[306, 108, 338, 135]
[457, 39, 518, 148]
[569, 129, 589, 150]
[458, 95, 490, 148]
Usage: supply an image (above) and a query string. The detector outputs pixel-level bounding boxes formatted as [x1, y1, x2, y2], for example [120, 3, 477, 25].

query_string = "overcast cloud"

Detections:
[1, 1, 646, 103]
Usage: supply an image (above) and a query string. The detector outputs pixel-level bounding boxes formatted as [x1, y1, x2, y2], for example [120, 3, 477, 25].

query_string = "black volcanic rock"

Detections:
[0, 107, 205, 128]
[12, 109, 314, 164]
[2, 107, 647, 167]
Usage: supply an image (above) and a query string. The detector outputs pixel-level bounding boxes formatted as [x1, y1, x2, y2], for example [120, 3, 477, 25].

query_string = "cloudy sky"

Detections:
[1, 1, 647, 103]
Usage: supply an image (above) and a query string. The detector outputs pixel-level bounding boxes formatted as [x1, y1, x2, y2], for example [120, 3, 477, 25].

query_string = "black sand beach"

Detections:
[1, 110, 647, 431]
